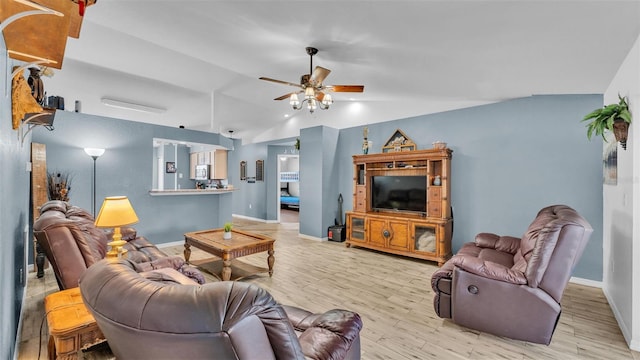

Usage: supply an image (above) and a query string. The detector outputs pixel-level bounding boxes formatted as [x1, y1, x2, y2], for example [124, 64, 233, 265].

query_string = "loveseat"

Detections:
[80, 258, 363, 360]
[431, 205, 592, 344]
[33, 200, 204, 290]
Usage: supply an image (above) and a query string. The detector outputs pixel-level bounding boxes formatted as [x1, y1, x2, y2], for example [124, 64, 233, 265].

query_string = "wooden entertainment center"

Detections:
[346, 148, 453, 266]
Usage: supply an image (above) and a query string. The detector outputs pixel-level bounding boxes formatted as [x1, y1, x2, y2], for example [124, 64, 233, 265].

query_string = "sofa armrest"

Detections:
[283, 305, 362, 360]
[451, 255, 527, 285]
[475, 233, 521, 254]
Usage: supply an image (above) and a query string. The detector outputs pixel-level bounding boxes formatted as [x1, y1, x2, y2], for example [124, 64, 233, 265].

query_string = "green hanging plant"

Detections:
[294, 138, 300, 150]
[582, 95, 632, 149]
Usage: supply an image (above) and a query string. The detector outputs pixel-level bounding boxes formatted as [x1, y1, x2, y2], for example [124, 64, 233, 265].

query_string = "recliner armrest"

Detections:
[283, 305, 362, 360]
[139, 267, 199, 285]
[475, 233, 521, 254]
[451, 255, 527, 285]
[282, 305, 320, 331]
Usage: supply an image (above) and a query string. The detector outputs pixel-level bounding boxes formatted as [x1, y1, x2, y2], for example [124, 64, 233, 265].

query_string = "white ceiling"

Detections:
[41, 0, 640, 144]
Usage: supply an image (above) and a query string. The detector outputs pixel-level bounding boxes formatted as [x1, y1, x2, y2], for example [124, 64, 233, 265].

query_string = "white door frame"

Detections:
[276, 154, 299, 223]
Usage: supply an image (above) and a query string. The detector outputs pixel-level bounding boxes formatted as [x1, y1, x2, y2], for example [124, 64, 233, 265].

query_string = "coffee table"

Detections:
[184, 228, 275, 281]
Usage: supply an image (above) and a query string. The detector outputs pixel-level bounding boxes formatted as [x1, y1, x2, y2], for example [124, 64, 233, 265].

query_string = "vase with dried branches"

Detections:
[47, 171, 72, 201]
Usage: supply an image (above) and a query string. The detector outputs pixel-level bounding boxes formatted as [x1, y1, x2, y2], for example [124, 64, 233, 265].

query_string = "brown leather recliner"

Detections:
[79, 259, 363, 360]
[431, 205, 593, 345]
[34, 200, 205, 290]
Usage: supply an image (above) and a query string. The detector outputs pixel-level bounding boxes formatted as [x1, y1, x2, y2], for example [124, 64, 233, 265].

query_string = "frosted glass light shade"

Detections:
[289, 93, 300, 106]
[84, 148, 105, 158]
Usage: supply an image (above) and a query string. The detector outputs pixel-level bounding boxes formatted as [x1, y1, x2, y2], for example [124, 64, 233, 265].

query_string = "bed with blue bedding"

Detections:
[280, 191, 299, 208]
[280, 171, 300, 209]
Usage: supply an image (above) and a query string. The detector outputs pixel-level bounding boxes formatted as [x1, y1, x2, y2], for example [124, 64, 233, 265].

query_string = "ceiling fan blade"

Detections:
[259, 77, 302, 88]
[316, 92, 325, 102]
[274, 91, 300, 101]
[326, 85, 364, 93]
[311, 66, 331, 85]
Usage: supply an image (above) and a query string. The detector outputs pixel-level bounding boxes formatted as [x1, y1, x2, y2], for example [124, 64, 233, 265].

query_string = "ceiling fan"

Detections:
[259, 47, 364, 113]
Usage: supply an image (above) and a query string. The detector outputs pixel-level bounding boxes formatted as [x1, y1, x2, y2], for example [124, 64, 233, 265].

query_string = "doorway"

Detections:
[278, 154, 299, 223]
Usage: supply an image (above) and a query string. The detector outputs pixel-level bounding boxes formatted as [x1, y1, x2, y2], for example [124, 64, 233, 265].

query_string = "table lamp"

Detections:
[95, 196, 139, 258]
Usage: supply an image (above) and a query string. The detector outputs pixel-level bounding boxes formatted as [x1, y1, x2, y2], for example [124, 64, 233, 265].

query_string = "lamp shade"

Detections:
[95, 196, 139, 228]
[84, 148, 105, 158]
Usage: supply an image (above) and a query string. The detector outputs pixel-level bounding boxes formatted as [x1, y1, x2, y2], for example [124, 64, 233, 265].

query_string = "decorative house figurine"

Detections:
[382, 129, 416, 153]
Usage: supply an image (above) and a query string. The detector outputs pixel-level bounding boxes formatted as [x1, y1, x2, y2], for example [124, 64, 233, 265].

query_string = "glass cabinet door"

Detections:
[414, 224, 437, 254]
[349, 216, 366, 242]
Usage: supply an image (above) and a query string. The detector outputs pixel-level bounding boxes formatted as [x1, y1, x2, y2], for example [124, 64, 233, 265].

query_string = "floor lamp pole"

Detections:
[84, 148, 105, 218]
[91, 155, 98, 217]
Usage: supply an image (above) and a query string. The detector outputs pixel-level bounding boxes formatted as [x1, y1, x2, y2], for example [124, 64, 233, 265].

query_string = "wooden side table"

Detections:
[44, 287, 105, 360]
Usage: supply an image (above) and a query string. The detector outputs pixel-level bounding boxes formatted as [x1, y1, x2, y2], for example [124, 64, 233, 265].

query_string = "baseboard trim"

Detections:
[232, 214, 268, 223]
[14, 275, 29, 360]
[569, 276, 602, 288]
[299, 233, 325, 242]
[157, 240, 184, 249]
[603, 286, 634, 350]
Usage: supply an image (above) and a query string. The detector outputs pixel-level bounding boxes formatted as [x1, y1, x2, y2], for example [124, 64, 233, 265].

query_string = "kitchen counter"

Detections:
[149, 188, 235, 196]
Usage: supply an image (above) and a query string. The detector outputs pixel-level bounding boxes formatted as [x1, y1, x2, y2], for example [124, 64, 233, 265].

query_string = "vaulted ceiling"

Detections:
[39, 1, 640, 144]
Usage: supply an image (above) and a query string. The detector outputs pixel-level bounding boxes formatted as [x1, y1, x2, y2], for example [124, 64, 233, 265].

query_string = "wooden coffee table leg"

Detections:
[184, 243, 191, 264]
[267, 249, 275, 277]
[222, 259, 232, 281]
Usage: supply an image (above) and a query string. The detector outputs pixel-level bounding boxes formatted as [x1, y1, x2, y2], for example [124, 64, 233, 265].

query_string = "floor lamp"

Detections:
[84, 148, 105, 217]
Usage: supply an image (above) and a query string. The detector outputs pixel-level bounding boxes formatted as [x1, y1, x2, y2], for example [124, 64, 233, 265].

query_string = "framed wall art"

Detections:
[240, 161, 247, 181]
[256, 160, 264, 181]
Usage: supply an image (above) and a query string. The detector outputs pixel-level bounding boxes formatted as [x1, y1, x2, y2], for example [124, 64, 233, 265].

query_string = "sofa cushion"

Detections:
[123, 236, 169, 263]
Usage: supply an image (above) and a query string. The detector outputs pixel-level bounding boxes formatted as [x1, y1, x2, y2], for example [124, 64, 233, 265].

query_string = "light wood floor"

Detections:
[280, 208, 299, 223]
[18, 218, 640, 359]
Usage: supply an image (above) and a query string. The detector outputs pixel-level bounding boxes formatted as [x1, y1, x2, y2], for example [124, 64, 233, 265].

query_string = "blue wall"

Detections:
[336, 95, 604, 280]
[228, 141, 269, 219]
[1, 42, 31, 359]
[32, 111, 234, 246]
[234, 95, 604, 280]
[298, 126, 341, 237]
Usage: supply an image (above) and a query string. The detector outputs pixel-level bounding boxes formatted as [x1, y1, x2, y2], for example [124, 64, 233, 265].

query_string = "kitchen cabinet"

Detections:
[190, 149, 228, 180]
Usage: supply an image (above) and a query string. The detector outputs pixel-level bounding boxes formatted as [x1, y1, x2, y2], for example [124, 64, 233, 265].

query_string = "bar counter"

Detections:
[149, 188, 235, 196]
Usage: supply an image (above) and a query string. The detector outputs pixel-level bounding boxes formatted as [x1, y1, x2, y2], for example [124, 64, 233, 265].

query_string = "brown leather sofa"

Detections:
[34, 200, 205, 290]
[431, 205, 593, 344]
[79, 259, 363, 360]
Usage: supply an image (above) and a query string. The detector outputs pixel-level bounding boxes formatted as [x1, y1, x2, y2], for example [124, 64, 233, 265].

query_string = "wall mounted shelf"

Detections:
[20, 108, 54, 144]
[0, 0, 97, 69]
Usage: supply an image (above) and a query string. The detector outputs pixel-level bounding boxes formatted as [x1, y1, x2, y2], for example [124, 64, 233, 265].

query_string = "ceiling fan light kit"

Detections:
[260, 47, 363, 114]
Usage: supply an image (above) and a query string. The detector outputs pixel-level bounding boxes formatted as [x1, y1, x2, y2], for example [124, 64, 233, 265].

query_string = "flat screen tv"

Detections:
[371, 175, 427, 213]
